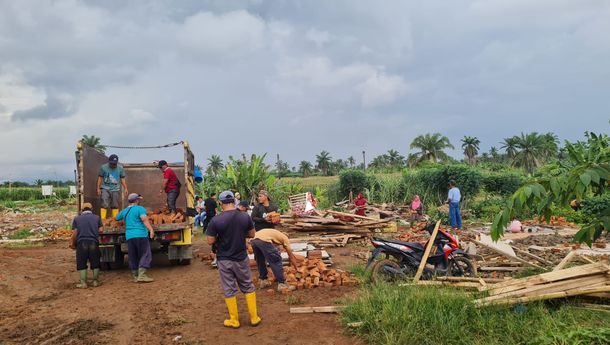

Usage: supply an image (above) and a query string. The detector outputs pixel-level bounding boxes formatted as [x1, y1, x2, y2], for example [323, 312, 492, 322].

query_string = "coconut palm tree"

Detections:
[541, 132, 559, 161]
[461, 136, 480, 164]
[347, 156, 356, 168]
[512, 132, 545, 174]
[316, 151, 332, 176]
[501, 137, 519, 159]
[386, 149, 405, 168]
[409, 133, 454, 164]
[207, 155, 223, 177]
[81, 135, 106, 154]
[299, 161, 313, 177]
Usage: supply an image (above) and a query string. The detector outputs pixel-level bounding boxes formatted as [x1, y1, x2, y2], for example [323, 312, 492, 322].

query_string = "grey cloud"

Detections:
[11, 94, 76, 122]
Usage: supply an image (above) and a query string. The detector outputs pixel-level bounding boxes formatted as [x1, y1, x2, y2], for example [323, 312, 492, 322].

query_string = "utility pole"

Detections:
[362, 150, 366, 171]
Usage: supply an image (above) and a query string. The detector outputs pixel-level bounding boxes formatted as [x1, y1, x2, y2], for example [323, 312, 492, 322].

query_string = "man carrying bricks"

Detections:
[206, 190, 261, 328]
[252, 228, 299, 292]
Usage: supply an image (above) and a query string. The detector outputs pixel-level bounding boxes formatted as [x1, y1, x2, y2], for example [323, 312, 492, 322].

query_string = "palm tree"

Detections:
[316, 151, 332, 176]
[207, 155, 223, 177]
[299, 161, 313, 177]
[35, 179, 43, 186]
[386, 149, 405, 168]
[489, 146, 499, 160]
[461, 136, 480, 165]
[541, 132, 559, 161]
[409, 133, 454, 164]
[347, 156, 356, 168]
[512, 132, 545, 174]
[81, 135, 106, 153]
[501, 137, 519, 159]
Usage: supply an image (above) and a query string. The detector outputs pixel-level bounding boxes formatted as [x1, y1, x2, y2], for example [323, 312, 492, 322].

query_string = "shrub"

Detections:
[404, 165, 483, 206]
[482, 172, 524, 196]
[471, 197, 507, 222]
[581, 194, 610, 218]
[338, 170, 369, 197]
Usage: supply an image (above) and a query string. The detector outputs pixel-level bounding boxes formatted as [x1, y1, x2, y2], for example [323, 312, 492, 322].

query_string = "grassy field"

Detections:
[279, 176, 339, 189]
[342, 283, 610, 345]
[0, 187, 72, 201]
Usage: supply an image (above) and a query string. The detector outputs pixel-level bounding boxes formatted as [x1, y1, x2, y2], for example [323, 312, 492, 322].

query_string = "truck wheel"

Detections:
[169, 259, 180, 266]
[180, 259, 191, 265]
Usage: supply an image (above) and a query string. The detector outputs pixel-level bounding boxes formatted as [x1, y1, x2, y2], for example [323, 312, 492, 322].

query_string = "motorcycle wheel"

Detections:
[370, 259, 402, 284]
[447, 256, 477, 277]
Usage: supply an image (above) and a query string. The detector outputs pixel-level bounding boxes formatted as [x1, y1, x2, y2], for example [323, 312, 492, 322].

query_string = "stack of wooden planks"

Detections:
[474, 262, 610, 307]
[281, 211, 391, 233]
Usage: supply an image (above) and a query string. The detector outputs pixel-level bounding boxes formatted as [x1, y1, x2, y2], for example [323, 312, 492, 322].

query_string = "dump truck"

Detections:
[75, 141, 197, 266]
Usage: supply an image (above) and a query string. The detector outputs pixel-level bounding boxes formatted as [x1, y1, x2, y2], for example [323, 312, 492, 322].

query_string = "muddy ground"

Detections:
[0, 237, 362, 345]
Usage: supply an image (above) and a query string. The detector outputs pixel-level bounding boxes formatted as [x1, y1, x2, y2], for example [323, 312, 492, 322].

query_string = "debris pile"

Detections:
[281, 211, 391, 233]
[46, 229, 72, 239]
[475, 262, 610, 306]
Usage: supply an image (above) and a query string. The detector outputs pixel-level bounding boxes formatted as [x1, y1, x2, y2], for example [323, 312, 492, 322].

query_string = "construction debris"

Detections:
[475, 262, 610, 307]
[264, 257, 359, 291]
[281, 213, 391, 233]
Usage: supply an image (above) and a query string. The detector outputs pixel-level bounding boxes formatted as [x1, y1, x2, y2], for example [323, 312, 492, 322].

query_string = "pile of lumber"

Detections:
[263, 257, 359, 291]
[474, 262, 610, 307]
[281, 211, 391, 233]
[523, 216, 577, 228]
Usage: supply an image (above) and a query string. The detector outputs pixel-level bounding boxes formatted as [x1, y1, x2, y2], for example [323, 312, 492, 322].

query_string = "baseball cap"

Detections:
[108, 154, 119, 164]
[82, 202, 93, 211]
[219, 190, 235, 204]
[158, 160, 167, 168]
[128, 193, 143, 202]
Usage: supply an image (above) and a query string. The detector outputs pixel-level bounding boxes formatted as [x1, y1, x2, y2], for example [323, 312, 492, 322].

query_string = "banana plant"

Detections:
[491, 132, 610, 245]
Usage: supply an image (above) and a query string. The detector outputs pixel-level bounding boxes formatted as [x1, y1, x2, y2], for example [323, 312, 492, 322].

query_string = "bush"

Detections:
[338, 170, 369, 197]
[482, 172, 524, 196]
[581, 194, 610, 218]
[471, 197, 507, 222]
[0, 187, 71, 201]
[403, 165, 483, 206]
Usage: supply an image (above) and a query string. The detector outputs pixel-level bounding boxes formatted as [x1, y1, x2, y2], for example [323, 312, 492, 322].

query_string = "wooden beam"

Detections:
[326, 210, 378, 221]
[553, 251, 577, 271]
[290, 306, 344, 314]
[413, 220, 441, 283]
[473, 239, 543, 269]
[511, 246, 553, 266]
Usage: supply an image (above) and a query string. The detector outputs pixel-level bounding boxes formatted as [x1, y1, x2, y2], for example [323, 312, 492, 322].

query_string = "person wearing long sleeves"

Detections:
[250, 190, 279, 231]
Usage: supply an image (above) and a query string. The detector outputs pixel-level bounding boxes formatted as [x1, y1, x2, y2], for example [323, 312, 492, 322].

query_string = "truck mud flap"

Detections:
[168, 245, 192, 260]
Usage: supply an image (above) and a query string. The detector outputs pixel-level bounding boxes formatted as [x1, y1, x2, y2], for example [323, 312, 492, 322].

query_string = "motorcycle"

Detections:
[366, 222, 476, 283]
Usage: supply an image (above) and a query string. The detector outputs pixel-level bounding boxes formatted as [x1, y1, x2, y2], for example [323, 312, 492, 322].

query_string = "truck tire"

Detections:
[169, 259, 180, 266]
[180, 259, 191, 265]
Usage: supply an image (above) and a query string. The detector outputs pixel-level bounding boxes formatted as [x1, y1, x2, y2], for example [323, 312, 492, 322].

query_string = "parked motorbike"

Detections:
[366, 222, 476, 283]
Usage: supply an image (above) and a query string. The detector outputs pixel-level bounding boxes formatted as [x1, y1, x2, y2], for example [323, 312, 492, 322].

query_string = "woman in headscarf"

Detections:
[354, 192, 367, 216]
[410, 195, 423, 220]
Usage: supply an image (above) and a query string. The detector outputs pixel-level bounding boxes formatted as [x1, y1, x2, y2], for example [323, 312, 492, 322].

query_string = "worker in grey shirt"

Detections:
[447, 179, 462, 230]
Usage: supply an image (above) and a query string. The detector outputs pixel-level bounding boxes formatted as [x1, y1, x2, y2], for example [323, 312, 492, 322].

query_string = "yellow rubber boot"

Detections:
[244, 292, 261, 326]
[111, 209, 119, 219]
[100, 208, 107, 220]
[223, 296, 240, 328]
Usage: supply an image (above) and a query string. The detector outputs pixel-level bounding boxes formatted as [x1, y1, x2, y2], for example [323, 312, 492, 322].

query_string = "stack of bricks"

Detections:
[262, 257, 359, 291]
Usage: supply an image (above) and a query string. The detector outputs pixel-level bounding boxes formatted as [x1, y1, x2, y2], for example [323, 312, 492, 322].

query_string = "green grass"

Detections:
[341, 284, 610, 345]
[280, 176, 339, 189]
[8, 228, 32, 240]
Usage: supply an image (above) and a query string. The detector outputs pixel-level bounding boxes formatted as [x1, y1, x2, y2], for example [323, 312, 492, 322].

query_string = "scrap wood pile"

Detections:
[102, 208, 186, 229]
[342, 202, 411, 219]
[475, 262, 610, 306]
[257, 256, 359, 292]
[281, 210, 391, 233]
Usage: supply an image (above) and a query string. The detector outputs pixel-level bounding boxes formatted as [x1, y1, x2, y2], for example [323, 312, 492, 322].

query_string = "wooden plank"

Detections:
[473, 239, 543, 269]
[477, 286, 610, 307]
[579, 255, 595, 264]
[479, 267, 526, 272]
[413, 220, 441, 283]
[485, 263, 609, 295]
[479, 274, 609, 304]
[326, 210, 378, 221]
[435, 276, 508, 283]
[290, 306, 344, 314]
[511, 246, 553, 266]
[553, 251, 577, 271]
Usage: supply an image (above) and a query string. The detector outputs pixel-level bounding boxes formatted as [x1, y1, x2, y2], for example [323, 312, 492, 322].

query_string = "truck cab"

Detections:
[75, 141, 196, 267]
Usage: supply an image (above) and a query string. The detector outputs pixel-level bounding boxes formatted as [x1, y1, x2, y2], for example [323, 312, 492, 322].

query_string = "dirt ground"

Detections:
[0, 237, 362, 345]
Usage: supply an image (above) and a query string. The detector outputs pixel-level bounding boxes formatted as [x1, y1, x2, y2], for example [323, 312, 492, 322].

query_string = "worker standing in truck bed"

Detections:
[97, 154, 128, 220]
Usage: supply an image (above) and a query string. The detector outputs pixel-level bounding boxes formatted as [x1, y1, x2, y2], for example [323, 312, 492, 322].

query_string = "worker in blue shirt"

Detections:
[446, 180, 462, 230]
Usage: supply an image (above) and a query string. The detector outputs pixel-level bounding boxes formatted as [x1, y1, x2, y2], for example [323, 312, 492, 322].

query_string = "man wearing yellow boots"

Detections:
[206, 191, 261, 328]
[97, 154, 128, 220]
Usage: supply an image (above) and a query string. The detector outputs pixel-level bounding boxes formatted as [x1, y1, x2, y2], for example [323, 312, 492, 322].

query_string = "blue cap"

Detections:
[219, 190, 235, 204]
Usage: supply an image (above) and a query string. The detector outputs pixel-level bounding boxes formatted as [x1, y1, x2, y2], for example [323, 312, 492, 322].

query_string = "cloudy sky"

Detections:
[1, 0, 609, 181]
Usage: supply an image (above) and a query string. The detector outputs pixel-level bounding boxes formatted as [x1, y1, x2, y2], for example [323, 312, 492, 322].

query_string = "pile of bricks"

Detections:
[148, 208, 186, 225]
[281, 258, 359, 290]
